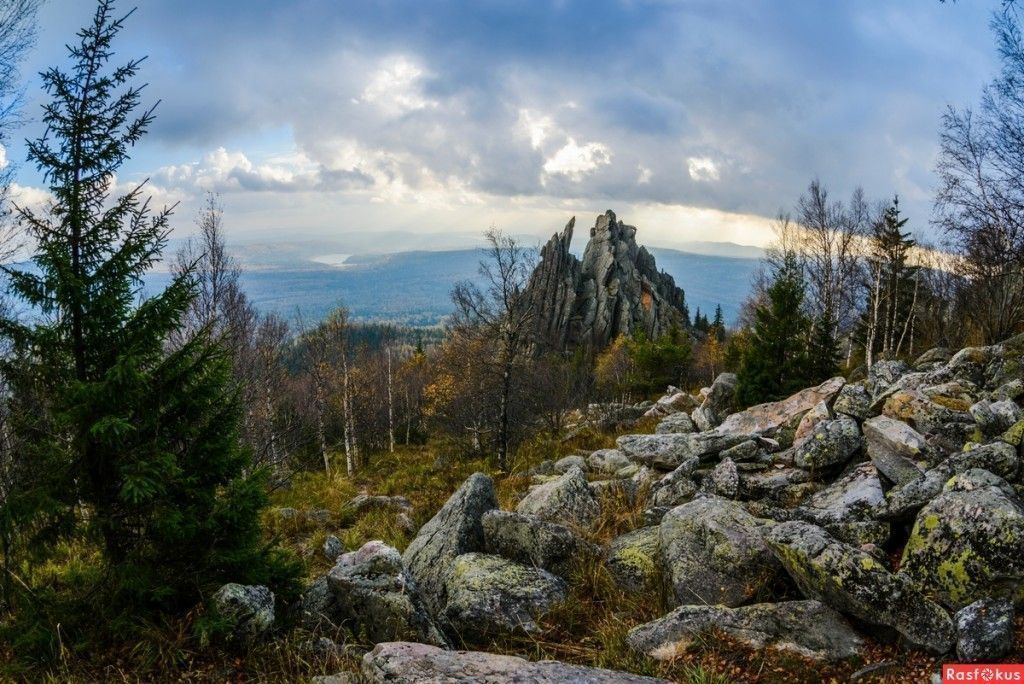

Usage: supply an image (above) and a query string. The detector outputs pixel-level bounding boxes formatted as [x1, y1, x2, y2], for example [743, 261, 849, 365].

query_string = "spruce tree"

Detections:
[0, 1, 296, 645]
[806, 311, 840, 382]
[736, 252, 812, 406]
[859, 196, 919, 362]
[712, 304, 726, 342]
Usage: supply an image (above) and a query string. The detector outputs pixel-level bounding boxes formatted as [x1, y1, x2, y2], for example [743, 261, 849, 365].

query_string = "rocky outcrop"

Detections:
[715, 377, 845, 437]
[524, 211, 687, 352]
[361, 642, 671, 683]
[300, 337, 1024, 679]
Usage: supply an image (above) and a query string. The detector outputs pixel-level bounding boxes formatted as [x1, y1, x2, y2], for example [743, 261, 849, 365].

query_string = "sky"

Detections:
[2, 0, 1006, 252]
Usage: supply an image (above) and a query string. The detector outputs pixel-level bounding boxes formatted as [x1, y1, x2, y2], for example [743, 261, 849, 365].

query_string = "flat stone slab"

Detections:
[627, 600, 864, 662]
[361, 641, 672, 683]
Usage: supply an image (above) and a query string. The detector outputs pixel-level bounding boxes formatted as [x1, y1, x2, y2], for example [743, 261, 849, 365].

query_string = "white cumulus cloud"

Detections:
[687, 156, 720, 182]
[357, 56, 437, 118]
[543, 138, 611, 181]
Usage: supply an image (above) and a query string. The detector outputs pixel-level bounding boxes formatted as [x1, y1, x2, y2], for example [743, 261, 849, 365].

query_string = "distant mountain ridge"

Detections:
[145, 241, 762, 328]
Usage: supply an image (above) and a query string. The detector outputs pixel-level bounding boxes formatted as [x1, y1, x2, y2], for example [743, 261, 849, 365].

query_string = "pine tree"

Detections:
[736, 252, 812, 406]
[0, 1, 296, 646]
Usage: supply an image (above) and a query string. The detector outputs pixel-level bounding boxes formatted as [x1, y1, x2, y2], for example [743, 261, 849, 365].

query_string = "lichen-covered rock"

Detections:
[992, 379, 1024, 402]
[793, 401, 832, 446]
[344, 494, 413, 515]
[516, 465, 600, 528]
[948, 441, 1021, 481]
[326, 541, 448, 646]
[886, 441, 1021, 517]
[946, 468, 1017, 497]
[361, 641, 671, 683]
[863, 415, 926, 485]
[833, 383, 873, 420]
[554, 454, 588, 474]
[588, 448, 632, 473]
[795, 463, 888, 545]
[655, 411, 696, 434]
[1003, 419, 1024, 447]
[955, 598, 1015, 662]
[719, 439, 765, 463]
[793, 417, 862, 470]
[659, 496, 779, 607]
[970, 398, 1023, 437]
[899, 479, 1024, 609]
[882, 390, 974, 439]
[617, 431, 748, 470]
[323, 534, 343, 561]
[403, 472, 498, 617]
[212, 583, 275, 642]
[695, 373, 737, 429]
[648, 458, 699, 509]
[300, 576, 338, 630]
[738, 467, 812, 503]
[627, 600, 864, 662]
[606, 526, 661, 593]
[915, 347, 953, 370]
[766, 520, 954, 653]
[715, 377, 845, 437]
[869, 360, 911, 395]
[443, 553, 567, 636]
[482, 510, 596, 579]
[707, 458, 739, 498]
[656, 388, 700, 414]
[690, 406, 713, 432]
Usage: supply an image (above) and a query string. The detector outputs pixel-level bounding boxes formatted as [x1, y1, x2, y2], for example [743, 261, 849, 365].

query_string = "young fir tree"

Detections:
[0, 1, 296, 644]
[736, 252, 812, 406]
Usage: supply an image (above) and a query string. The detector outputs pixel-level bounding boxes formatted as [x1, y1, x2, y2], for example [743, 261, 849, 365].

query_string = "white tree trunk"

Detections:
[387, 346, 395, 453]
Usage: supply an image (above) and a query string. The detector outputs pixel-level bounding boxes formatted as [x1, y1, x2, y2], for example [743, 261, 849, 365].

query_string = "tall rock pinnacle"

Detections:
[525, 210, 687, 352]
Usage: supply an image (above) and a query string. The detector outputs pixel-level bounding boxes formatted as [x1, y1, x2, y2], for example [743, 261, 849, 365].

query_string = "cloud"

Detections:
[0, 144, 7, 170]
[687, 157, 720, 182]
[151, 147, 373, 195]
[543, 138, 612, 181]
[519, 109, 553, 150]
[356, 56, 438, 117]
[8, 183, 50, 211]
[9, 0, 1001, 243]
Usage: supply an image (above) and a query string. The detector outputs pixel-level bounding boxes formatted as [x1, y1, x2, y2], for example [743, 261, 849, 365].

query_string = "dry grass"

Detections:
[8, 427, 1024, 683]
